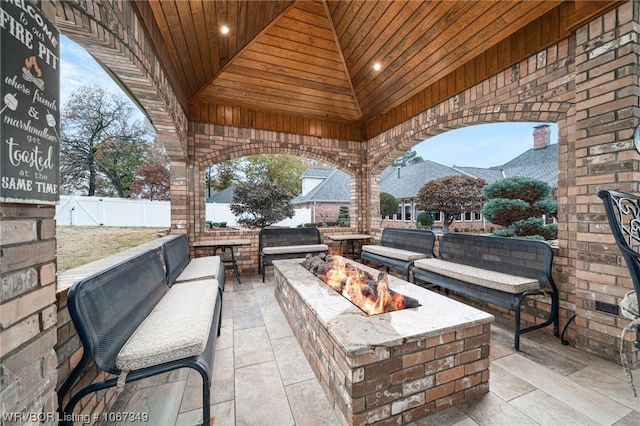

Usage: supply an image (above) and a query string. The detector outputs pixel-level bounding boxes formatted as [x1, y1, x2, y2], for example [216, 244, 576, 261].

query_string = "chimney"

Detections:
[533, 124, 551, 149]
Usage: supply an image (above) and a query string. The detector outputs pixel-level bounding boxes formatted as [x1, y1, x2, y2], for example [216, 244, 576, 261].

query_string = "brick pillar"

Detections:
[0, 1, 60, 422]
[0, 205, 59, 420]
[573, 1, 640, 366]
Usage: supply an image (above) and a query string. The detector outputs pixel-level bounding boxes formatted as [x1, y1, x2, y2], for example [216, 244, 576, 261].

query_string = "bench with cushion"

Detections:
[57, 249, 222, 425]
[360, 228, 436, 281]
[259, 227, 329, 281]
[412, 233, 559, 350]
[163, 234, 225, 290]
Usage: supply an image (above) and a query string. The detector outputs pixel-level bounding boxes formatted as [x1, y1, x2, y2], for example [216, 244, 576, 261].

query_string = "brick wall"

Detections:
[572, 1, 640, 366]
[194, 227, 355, 276]
[188, 123, 367, 238]
[1, 204, 58, 422]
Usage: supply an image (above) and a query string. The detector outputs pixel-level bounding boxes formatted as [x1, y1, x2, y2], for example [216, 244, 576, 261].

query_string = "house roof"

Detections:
[379, 143, 558, 200]
[300, 168, 335, 179]
[291, 169, 350, 205]
[498, 144, 558, 187]
[380, 161, 464, 199]
[205, 186, 236, 204]
[453, 166, 504, 184]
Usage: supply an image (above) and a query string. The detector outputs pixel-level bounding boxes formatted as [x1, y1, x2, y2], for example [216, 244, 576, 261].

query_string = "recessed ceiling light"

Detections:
[373, 62, 382, 71]
[221, 25, 230, 34]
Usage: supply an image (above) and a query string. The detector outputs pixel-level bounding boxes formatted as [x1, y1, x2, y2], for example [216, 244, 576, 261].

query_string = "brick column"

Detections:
[573, 1, 640, 366]
[0, 2, 60, 422]
[1, 206, 59, 419]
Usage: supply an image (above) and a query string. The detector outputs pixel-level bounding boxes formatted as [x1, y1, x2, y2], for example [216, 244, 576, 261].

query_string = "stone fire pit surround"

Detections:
[274, 257, 494, 425]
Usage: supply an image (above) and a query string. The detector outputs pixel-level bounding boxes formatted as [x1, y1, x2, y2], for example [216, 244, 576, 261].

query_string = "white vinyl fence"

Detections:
[55, 196, 171, 227]
[56, 196, 311, 228]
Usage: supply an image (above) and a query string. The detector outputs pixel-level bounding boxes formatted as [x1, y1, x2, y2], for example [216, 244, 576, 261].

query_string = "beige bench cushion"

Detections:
[361, 245, 427, 261]
[116, 279, 219, 371]
[413, 258, 540, 294]
[175, 256, 221, 283]
[262, 244, 328, 255]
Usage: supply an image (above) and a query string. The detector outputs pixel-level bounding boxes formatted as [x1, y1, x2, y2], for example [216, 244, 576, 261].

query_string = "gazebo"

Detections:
[1, 0, 638, 421]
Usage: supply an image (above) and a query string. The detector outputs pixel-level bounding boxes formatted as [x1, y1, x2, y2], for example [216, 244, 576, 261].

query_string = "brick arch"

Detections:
[54, 1, 187, 159]
[197, 139, 356, 173]
[370, 100, 572, 177]
[190, 125, 365, 235]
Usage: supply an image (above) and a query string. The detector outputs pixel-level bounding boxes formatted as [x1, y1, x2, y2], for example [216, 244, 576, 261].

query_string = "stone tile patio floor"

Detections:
[106, 272, 640, 426]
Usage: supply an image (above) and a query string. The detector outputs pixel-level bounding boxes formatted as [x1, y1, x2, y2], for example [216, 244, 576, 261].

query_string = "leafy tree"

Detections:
[391, 149, 424, 167]
[380, 192, 399, 217]
[243, 155, 306, 195]
[230, 180, 295, 228]
[415, 175, 486, 233]
[481, 176, 557, 240]
[60, 85, 151, 197]
[129, 141, 170, 200]
[206, 160, 241, 192]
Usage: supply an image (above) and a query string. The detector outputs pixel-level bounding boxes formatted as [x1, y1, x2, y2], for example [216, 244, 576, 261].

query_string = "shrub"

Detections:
[337, 206, 350, 226]
[481, 176, 557, 240]
[416, 212, 435, 228]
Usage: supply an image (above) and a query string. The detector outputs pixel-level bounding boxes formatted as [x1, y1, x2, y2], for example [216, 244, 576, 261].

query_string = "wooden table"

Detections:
[327, 234, 371, 259]
[193, 239, 251, 284]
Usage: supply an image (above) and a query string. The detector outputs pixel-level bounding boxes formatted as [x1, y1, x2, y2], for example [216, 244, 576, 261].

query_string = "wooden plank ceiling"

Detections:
[136, 0, 622, 140]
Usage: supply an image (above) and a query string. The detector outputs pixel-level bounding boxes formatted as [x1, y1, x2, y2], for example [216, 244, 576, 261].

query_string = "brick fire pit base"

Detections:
[273, 257, 494, 425]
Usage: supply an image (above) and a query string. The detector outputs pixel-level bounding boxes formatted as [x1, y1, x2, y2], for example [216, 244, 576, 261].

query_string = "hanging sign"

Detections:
[1, 0, 60, 203]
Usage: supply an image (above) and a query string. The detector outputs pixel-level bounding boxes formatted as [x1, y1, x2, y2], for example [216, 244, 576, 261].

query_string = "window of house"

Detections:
[464, 212, 472, 221]
[455, 213, 462, 221]
[475, 212, 482, 220]
[404, 200, 412, 221]
[433, 211, 441, 221]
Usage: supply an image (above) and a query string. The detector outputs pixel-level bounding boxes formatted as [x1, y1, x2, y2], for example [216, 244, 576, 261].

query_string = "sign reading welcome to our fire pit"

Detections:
[1, 0, 60, 204]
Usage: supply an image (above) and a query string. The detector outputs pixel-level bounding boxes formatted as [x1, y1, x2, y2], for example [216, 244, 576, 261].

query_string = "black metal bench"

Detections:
[163, 233, 225, 290]
[259, 227, 329, 281]
[412, 233, 559, 350]
[599, 189, 640, 396]
[360, 228, 436, 281]
[57, 249, 222, 425]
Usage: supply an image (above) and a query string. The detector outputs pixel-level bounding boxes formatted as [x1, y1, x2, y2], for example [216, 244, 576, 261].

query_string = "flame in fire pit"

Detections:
[301, 255, 420, 315]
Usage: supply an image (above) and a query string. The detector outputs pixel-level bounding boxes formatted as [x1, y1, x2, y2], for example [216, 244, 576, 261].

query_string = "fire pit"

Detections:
[274, 257, 494, 425]
[301, 255, 420, 315]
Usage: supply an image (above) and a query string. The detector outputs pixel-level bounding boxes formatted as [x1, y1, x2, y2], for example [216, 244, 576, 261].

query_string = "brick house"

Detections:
[300, 125, 557, 230]
[290, 168, 350, 225]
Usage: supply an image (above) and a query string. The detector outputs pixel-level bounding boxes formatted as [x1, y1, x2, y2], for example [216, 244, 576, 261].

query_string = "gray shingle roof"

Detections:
[291, 169, 350, 204]
[453, 167, 504, 184]
[300, 168, 334, 179]
[292, 142, 558, 203]
[497, 144, 558, 188]
[380, 161, 463, 199]
[205, 186, 236, 203]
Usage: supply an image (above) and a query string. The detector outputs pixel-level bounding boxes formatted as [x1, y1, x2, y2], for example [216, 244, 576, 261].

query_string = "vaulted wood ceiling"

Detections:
[133, 0, 622, 140]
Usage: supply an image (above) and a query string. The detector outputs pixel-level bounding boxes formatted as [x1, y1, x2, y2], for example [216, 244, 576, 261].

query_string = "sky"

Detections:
[60, 35, 144, 121]
[60, 36, 557, 169]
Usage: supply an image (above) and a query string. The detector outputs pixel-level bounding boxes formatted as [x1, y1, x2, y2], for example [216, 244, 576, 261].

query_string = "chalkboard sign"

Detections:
[1, 0, 60, 203]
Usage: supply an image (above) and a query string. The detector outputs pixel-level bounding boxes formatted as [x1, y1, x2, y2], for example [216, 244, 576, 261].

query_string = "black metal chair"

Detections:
[598, 189, 640, 396]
